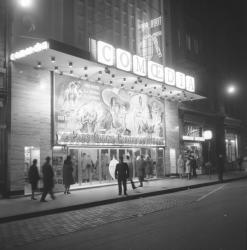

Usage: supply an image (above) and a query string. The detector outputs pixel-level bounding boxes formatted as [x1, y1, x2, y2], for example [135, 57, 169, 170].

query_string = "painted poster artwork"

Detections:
[54, 74, 165, 144]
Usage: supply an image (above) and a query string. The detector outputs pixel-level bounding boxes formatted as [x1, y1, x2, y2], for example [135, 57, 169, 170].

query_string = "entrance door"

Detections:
[24, 147, 40, 195]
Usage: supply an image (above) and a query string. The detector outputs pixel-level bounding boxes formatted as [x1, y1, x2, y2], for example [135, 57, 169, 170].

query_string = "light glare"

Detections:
[18, 0, 33, 8]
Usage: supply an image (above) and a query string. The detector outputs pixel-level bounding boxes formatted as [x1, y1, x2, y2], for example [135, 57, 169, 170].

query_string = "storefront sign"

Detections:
[96, 40, 195, 92]
[182, 135, 205, 142]
[57, 132, 165, 146]
[10, 41, 49, 61]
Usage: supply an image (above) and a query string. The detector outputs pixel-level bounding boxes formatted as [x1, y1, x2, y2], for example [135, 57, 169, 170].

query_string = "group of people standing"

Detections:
[177, 154, 198, 180]
[28, 155, 74, 201]
[28, 154, 154, 200]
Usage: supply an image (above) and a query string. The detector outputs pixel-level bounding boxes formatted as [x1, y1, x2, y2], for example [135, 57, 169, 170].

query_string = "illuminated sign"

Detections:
[182, 136, 205, 142]
[57, 132, 165, 147]
[96, 40, 195, 92]
[133, 55, 146, 76]
[176, 72, 186, 89]
[138, 16, 163, 61]
[148, 61, 163, 82]
[97, 41, 114, 66]
[164, 67, 175, 86]
[10, 41, 49, 61]
[116, 48, 131, 71]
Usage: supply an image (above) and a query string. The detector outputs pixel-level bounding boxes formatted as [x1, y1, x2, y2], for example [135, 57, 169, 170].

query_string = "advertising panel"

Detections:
[54, 74, 165, 146]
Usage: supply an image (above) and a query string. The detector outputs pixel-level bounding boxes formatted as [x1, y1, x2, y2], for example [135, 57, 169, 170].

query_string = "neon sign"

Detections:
[97, 40, 195, 92]
[10, 41, 49, 61]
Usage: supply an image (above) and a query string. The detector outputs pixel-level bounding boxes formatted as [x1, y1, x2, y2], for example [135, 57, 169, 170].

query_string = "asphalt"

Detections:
[0, 171, 246, 224]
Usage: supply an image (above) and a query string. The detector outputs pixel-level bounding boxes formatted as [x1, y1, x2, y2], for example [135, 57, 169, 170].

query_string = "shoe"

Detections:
[132, 186, 137, 190]
[31, 197, 37, 200]
[124, 193, 128, 196]
[139, 185, 143, 187]
[40, 199, 48, 202]
[67, 191, 71, 194]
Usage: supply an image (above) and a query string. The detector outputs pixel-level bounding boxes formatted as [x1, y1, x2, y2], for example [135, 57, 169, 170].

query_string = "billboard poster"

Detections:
[54, 74, 165, 146]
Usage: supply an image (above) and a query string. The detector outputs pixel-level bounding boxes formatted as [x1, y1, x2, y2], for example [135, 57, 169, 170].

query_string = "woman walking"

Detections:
[63, 156, 74, 194]
[28, 159, 40, 200]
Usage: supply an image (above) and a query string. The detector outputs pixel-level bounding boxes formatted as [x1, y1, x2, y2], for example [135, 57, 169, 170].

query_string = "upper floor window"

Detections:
[186, 33, 191, 51]
[194, 38, 199, 54]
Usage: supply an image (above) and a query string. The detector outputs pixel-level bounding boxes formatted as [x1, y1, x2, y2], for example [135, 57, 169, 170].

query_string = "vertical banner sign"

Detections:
[137, 11, 163, 64]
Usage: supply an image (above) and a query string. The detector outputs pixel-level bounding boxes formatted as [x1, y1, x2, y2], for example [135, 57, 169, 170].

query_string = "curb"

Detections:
[0, 175, 246, 224]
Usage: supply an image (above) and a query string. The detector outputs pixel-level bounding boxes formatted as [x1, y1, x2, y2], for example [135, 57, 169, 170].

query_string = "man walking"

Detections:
[115, 156, 129, 196]
[40, 156, 55, 202]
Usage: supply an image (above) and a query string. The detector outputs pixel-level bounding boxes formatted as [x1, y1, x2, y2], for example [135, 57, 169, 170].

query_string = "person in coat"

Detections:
[190, 155, 197, 178]
[126, 155, 136, 190]
[185, 157, 191, 180]
[28, 159, 40, 200]
[115, 156, 129, 195]
[40, 156, 55, 202]
[217, 154, 225, 182]
[177, 154, 184, 179]
[63, 155, 74, 194]
[136, 155, 145, 187]
[145, 155, 153, 179]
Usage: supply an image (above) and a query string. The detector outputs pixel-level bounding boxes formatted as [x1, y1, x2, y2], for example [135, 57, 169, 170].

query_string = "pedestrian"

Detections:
[126, 155, 136, 190]
[185, 157, 191, 180]
[28, 159, 40, 200]
[136, 155, 145, 187]
[145, 155, 153, 179]
[63, 155, 74, 194]
[190, 155, 197, 178]
[177, 154, 184, 178]
[115, 156, 129, 195]
[217, 154, 225, 182]
[40, 156, 55, 202]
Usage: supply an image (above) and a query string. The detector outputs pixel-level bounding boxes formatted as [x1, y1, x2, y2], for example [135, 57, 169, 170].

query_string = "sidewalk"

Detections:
[0, 171, 246, 223]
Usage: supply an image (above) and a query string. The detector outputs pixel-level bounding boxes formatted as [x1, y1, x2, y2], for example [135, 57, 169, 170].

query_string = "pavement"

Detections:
[0, 171, 246, 224]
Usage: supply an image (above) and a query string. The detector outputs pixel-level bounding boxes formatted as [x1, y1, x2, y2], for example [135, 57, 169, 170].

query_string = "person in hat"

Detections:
[40, 156, 55, 202]
[115, 156, 129, 195]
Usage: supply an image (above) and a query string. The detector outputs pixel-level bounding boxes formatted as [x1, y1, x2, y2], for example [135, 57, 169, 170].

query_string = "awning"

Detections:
[10, 39, 205, 102]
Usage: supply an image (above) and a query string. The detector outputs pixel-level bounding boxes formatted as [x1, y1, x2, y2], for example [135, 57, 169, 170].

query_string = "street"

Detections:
[1, 179, 247, 250]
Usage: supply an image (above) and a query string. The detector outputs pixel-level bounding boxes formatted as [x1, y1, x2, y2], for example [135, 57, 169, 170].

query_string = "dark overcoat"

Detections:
[42, 162, 54, 189]
[63, 159, 74, 186]
[115, 162, 129, 180]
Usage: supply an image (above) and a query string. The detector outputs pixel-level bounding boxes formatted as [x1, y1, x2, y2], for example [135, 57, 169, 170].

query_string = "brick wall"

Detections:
[10, 63, 52, 191]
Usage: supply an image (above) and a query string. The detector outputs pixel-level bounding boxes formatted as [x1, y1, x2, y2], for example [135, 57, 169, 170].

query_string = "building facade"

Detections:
[1, 0, 245, 195]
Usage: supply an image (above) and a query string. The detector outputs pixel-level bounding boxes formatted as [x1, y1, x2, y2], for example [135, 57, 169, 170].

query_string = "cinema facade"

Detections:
[9, 39, 205, 194]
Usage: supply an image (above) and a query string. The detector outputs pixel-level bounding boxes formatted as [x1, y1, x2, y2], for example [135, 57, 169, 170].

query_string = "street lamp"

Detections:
[203, 130, 213, 178]
[17, 0, 33, 8]
[226, 84, 237, 95]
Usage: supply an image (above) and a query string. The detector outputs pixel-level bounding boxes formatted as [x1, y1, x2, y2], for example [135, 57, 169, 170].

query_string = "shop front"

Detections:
[52, 73, 166, 191]
[9, 39, 204, 194]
